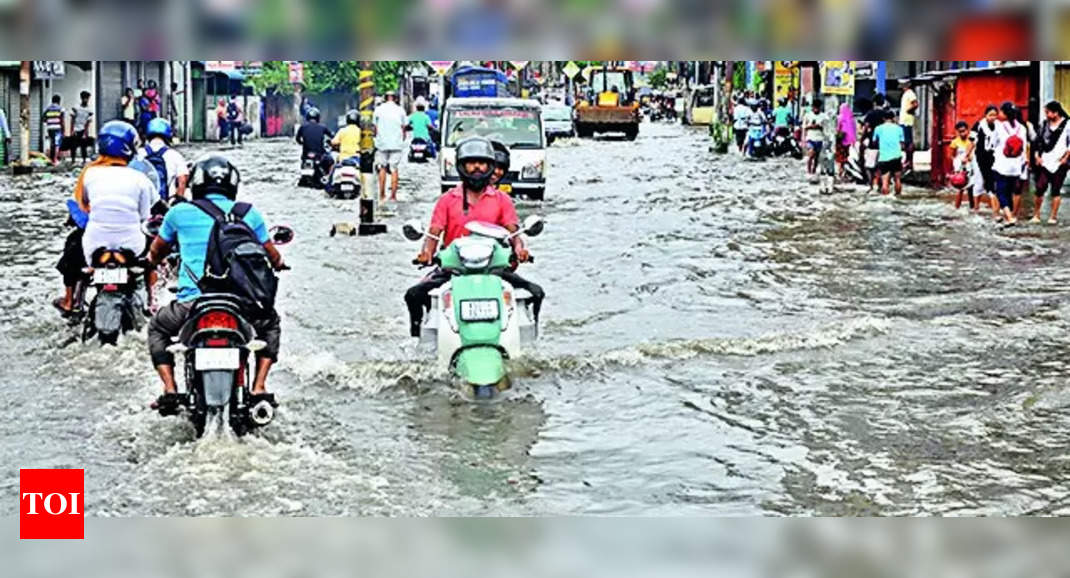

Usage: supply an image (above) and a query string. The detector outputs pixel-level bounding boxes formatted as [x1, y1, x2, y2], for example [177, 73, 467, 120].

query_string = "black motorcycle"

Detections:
[167, 225, 294, 438]
[298, 151, 332, 189]
[772, 128, 804, 159]
[408, 138, 431, 163]
[79, 247, 145, 345]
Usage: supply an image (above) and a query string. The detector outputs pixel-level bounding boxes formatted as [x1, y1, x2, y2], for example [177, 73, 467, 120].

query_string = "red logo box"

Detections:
[20, 469, 84, 540]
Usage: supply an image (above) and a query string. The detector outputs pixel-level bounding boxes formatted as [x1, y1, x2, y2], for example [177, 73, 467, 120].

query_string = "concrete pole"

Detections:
[1039, 60, 1055, 111]
[19, 61, 30, 165]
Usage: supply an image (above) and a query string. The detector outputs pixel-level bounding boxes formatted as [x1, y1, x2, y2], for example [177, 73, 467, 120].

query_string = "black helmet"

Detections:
[489, 140, 510, 173]
[346, 109, 360, 125]
[455, 137, 496, 191]
[307, 107, 321, 122]
[189, 154, 241, 200]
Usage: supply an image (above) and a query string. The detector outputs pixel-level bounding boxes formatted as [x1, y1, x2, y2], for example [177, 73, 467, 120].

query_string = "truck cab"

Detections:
[439, 97, 547, 201]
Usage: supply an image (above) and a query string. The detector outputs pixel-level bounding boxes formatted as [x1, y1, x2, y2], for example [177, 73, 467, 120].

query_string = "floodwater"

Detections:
[2, 122, 1069, 516]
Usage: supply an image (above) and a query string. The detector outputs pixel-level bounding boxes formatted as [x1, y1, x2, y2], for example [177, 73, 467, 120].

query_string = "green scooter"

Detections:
[403, 216, 545, 399]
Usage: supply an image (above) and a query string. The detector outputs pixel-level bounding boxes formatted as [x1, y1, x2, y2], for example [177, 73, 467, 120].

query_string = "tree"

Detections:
[244, 61, 294, 95]
[648, 66, 668, 89]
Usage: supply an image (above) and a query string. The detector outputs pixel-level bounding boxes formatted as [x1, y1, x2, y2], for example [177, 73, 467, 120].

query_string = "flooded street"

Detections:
[3, 121, 1070, 516]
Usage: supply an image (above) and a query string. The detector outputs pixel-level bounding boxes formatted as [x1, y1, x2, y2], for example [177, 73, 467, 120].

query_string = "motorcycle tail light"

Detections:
[197, 311, 238, 331]
[102, 284, 118, 292]
[205, 338, 230, 347]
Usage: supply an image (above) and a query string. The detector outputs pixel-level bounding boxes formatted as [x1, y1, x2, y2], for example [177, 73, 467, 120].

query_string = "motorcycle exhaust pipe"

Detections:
[249, 399, 275, 426]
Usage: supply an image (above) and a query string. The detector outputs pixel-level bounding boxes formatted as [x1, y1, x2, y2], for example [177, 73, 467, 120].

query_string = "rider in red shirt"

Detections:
[405, 137, 543, 337]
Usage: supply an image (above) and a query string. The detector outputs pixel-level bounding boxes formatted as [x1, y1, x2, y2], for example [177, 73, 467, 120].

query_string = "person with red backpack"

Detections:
[145, 154, 287, 411]
[992, 101, 1028, 226]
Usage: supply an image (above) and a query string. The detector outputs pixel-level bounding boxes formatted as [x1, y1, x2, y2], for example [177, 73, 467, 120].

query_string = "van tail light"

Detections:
[442, 291, 452, 310]
[197, 311, 238, 331]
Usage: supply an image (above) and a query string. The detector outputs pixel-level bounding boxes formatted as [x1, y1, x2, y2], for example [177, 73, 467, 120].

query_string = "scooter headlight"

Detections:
[521, 161, 544, 180]
[457, 242, 494, 268]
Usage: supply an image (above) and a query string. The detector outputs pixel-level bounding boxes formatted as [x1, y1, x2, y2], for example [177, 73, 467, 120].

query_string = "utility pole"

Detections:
[357, 61, 386, 235]
[16, 61, 31, 174]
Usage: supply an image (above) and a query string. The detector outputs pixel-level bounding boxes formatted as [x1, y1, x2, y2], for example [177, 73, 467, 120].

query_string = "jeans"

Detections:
[995, 174, 1018, 209]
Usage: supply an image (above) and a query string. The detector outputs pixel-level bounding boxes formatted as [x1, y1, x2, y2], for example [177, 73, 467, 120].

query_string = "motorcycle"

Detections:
[772, 128, 804, 159]
[408, 138, 431, 163]
[402, 216, 545, 400]
[298, 151, 332, 189]
[746, 128, 772, 160]
[79, 247, 146, 345]
[327, 156, 361, 200]
[164, 225, 294, 438]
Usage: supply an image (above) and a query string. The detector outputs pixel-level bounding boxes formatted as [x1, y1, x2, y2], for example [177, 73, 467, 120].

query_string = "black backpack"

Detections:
[190, 199, 278, 315]
[144, 146, 169, 195]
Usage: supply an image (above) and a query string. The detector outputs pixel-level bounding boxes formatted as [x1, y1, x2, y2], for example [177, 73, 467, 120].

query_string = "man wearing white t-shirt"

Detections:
[1033, 100, 1070, 224]
[898, 79, 918, 173]
[139, 118, 189, 202]
[373, 91, 407, 202]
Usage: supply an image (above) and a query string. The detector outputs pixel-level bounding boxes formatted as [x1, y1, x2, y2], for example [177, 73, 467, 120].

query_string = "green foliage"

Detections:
[733, 62, 746, 91]
[648, 67, 668, 89]
[301, 61, 420, 95]
[244, 61, 293, 96]
[304, 61, 366, 94]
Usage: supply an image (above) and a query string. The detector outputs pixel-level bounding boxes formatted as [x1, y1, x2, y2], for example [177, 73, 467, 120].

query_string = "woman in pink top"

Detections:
[836, 102, 858, 182]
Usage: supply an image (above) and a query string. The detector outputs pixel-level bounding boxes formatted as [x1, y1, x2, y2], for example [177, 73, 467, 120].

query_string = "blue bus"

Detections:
[449, 66, 512, 98]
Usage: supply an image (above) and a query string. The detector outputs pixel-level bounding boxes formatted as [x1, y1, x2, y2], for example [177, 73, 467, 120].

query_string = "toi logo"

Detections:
[20, 469, 84, 540]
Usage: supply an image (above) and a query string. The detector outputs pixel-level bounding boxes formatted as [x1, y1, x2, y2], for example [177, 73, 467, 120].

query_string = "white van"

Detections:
[440, 97, 546, 201]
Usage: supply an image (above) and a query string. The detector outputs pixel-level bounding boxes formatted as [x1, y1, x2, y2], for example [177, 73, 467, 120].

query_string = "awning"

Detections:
[210, 69, 245, 81]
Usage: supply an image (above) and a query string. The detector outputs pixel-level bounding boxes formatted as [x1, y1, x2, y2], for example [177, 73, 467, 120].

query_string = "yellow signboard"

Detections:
[774, 61, 798, 102]
[820, 61, 855, 96]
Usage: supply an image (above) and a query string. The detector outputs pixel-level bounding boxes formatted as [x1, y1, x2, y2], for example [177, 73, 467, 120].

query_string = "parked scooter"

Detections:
[79, 247, 146, 345]
[164, 225, 294, 438]
[402, 216, 545, 400]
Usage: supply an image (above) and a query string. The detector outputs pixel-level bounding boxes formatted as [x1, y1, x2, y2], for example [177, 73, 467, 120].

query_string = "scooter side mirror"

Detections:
[270, 225, 295, 246]
[522, 215, 545, 237]
[402, 219, 425, 242]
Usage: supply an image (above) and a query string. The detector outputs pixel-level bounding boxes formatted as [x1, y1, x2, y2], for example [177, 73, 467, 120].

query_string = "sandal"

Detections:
[52, 298, 74, 317]
[151, 392, 184, 416]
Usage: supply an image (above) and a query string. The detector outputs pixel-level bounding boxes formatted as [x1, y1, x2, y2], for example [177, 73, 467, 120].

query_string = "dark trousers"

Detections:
[229, 120, 243, 145]
[72, 130, 91, 162]
[148, 300, 281, 367]
[404, 269, 546, 337]
[57, 228, 86, 288]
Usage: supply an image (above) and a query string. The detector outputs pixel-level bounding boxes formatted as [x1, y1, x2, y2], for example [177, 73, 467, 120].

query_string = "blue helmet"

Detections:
[97, 120, 138, 160]
[145, 118, 173, 141]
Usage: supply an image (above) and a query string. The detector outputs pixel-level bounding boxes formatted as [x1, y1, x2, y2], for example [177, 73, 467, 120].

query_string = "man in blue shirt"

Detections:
[874, 110, 905, 196]
[145, 154, 285, 410]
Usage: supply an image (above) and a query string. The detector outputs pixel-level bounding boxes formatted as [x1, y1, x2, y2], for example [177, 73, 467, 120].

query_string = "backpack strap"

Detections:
[229, 202, 252, 221]
[190, 198, 228, 224]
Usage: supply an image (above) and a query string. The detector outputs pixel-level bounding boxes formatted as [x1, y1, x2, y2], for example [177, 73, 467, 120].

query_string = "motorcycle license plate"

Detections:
[460, 299, 500, 322]
[195, 348, 240, 371]
[301, 168, 315, 176]
[93, 268, 128, 285]
[499, 184, 513, 194]
[339, 184, 355, 191]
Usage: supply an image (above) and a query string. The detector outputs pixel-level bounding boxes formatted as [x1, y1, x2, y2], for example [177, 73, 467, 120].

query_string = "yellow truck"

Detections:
[574, 67, 641, 140]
